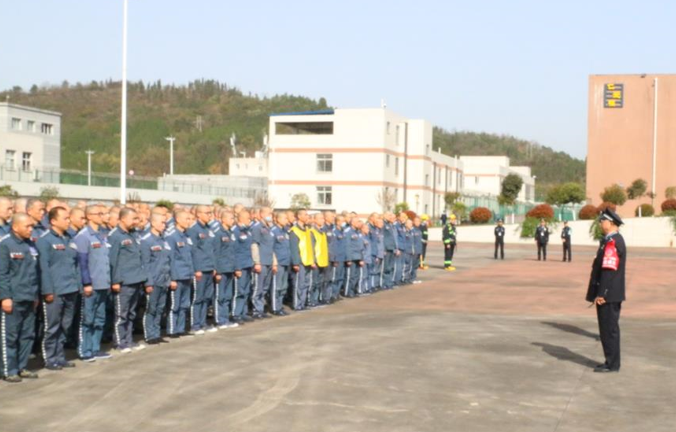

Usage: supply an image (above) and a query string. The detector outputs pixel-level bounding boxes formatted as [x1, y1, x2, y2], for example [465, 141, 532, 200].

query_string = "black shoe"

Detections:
[157, 338, 169, 343]
[45, 363, 63, 371]
[4, 375, 21, 383]
[594, 365, 619, 373]
[59, 361, 76, 368]
[19, 370, 38, 379]
[241, 315, 254, 323]
[147, 339, 161, 345]
[260, 313, 272, 319]
[169, 334, 181, 339]
[278, 310, 289, 316]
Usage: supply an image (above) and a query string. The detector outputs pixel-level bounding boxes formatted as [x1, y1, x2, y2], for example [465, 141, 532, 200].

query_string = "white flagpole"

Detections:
[120, 0, 129, 204]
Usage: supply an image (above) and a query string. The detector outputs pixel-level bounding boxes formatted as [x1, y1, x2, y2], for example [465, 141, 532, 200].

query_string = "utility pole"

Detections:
[85, 150, 95, 186]
[165, 136, 176, 175]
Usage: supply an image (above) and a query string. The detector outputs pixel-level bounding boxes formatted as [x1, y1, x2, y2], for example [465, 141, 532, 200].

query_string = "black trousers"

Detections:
[444, 244, 456, 267]
[421, 243, 428, 266]
[562, 241, 572, 261]
[494, 239, 504, 259]
[597, 302, 622, 370]
[537, 243, 547, 260]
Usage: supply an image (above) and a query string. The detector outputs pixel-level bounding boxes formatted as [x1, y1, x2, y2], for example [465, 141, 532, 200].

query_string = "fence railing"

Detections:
[0, 166, 265, 199]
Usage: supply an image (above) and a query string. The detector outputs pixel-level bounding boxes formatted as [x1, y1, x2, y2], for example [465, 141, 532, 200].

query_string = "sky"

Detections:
[1, 0, 675, 160]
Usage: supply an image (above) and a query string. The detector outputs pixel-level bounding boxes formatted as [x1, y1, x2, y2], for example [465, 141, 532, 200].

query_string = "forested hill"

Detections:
[1, 80, 585, 192]
[1, 80, 329, 176]
[434, 129, 586, 190]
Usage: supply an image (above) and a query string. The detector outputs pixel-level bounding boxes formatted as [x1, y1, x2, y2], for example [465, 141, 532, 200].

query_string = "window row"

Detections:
[10, 117, 54, 135]
[5, 150, 32, 171]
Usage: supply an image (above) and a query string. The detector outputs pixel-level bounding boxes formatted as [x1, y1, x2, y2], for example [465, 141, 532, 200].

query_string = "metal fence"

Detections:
[0, 166, 265, 199]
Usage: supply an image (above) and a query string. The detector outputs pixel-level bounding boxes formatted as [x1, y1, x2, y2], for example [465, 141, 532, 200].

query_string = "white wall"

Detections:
[428, 217, 676, 248]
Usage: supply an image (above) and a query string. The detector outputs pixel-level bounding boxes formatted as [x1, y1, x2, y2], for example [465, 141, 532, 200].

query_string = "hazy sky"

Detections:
[2, 0, 675, 159]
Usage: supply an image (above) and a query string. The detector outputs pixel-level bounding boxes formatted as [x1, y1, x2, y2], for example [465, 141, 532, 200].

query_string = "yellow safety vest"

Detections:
[310, 228, 329, 268]
[291, 225, 315, 267]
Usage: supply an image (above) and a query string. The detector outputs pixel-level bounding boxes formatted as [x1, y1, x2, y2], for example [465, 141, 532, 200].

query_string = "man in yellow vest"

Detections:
[289, 209, 316, 311]
[310, 212, 330, 306]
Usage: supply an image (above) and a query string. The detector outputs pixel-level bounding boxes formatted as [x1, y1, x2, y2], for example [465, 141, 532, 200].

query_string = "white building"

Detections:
[460, 156, 535, 202]
[267, 108, 466, 217]
[0, 102, 61, 181]
[228, 155, 268, 177]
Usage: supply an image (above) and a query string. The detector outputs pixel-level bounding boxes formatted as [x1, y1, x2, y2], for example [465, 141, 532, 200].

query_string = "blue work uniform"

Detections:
[394, 221, 407, 286]
[108, 227, 147, 349]
[330, 225, 348, 300]
[382, 221, 398, 289]
[251, 222, 275, 316]
[344, 226, 364, 297]
[214, 223, 236, 326]
[368, 223, 384, 290]
[0, 232, 39, 377]
[411, 226, 423, 282]
[73, 225, 111, 359]
[37, 229, 80, 367]
[165, 228, 194, 336]
[140, 232, 171, 341]
[271, 225, 290, 313]
[232, 224, 254, 320]
[186, 221, 216, 331]
[289, 224, 314, 310]
[361, 232, 373, 294]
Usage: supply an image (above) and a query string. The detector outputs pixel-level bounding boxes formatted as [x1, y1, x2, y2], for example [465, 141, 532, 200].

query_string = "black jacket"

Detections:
[535, 226, 549, 244]
[586, 232, 626, 303]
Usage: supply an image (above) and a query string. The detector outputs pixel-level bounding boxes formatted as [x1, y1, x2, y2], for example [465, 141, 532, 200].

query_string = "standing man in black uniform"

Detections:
[534, 219, 549, 261]
[586, 208, 626, 373]
[419, 215, 429, 270]
[561, 220, 572, 262]
[494, 219, 505, 260]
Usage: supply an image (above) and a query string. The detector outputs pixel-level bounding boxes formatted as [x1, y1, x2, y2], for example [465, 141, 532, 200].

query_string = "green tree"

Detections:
[600, 184, 627, 206]
[394, 202, 410, 215]
[626, 178, 647, 200]
[212, 198, 226, 206]
[546, 182, 585, 206]
[290, 193, 310, 210]
[666, 186, 676, 199]
[39, 186, 60, 201]
[0, 185, 18, 198]
[498, 173, 523, 206]
[155, 199, 174, 210]
[444, 192, 461, 209]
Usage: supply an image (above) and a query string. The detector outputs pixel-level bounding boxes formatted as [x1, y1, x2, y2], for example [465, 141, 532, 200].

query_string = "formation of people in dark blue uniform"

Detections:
[0, 200, 431, 383]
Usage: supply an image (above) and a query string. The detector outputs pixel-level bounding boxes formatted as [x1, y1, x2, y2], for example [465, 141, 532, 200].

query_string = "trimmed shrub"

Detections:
[469, 207, 492, 224]
[578, 204, 598, 220]
[526, 204, 554, 221]
[661, 199, 676, 213]
[635, 204, 654, 217]
[589, 219, 604, 241]
[597, 202, 617, 213]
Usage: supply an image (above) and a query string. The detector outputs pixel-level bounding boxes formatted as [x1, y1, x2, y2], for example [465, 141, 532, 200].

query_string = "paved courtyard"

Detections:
[1, 242, 675, 432]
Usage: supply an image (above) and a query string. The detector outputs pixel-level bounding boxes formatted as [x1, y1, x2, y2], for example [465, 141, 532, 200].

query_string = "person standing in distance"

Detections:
[586, 208, 626, 373]
[535, 219, 549, 261]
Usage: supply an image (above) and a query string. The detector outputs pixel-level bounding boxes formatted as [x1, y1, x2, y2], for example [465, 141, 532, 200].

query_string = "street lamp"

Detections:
[85, 150, 95, 186]
[165, 136, 176, 175]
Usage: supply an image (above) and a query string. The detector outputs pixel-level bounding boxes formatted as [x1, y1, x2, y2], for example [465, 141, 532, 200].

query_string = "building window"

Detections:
[426, 145, 430, 155]
[386, 121, 391, 135]
[27, 120, 36, 132]
[386, 154, 390, 168]
[395, 125, 400, 145]
[5, 150, 15, 170]
[22, 152, 32, 171]
[275, 122, 333, 135]
[425, 174, 429, 186]
[317, 154, 333, 173]
[475, 176, 479, 185]
[437, 168, 441, 184]
[317, 186, 332, 205]
[395, 157, 399, 176]
[41, 123, 53, 135]
[11, 118, 22, 130]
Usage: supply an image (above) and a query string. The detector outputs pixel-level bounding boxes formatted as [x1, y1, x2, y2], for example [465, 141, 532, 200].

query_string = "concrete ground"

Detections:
[1, 242, 675, 432]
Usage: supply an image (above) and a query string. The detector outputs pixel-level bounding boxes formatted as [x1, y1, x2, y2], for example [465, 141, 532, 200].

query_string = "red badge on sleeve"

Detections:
[602, 239, 619, 271]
